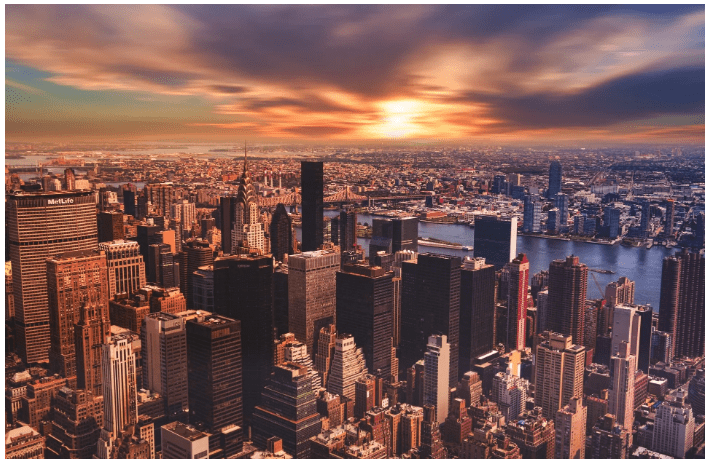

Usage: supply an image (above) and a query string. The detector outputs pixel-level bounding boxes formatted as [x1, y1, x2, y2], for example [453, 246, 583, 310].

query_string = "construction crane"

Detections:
[590, 272, 605, 299]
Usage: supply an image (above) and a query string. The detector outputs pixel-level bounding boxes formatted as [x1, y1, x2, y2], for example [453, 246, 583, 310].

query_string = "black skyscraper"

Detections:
[186, 314, 243, 458]
[136, 222, 161, 260]
[213, 254, 274, 424]
[400, 253, 461, 386]
[97, 211, 124, 243]
[637, 305, 653, 373]
[338, 209, 357, 252]
[301, 161, 324, 252]
[220, 196, 235, 255]
[371, 216, 419, 254]
[270, 203, 293, 262]
[336, 264, 394, 378]
[184, 239, 213, 310]
[547, 160, 562, 199]
[273, 265, 289, 338]
[473, 215, 517, 270]
[459, 258, 496, 377]
[122, 186, 137, 217]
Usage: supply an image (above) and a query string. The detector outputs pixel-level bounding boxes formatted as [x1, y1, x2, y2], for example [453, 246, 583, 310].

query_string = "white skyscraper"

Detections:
[652, 390, 695, 458]
[96, 334, 138, 458]
[611, 304, 641, 358]
[492, 370, 530, 421]
[327, 334, 367, 401]
[423, 335, 450, 423]
[608, 341, 636, 436]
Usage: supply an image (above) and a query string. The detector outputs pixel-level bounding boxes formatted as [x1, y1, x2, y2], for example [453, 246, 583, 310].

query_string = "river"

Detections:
[294, 211, 674, 310]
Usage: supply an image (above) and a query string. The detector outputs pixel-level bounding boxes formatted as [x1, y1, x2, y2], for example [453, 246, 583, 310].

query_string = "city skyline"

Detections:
[5, 4, 705, 144]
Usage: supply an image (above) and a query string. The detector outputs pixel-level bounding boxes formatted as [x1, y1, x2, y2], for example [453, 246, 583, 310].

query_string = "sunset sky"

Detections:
[5, 5, 705, 144]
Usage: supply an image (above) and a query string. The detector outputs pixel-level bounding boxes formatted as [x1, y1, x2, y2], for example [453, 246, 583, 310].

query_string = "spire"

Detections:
[243, 141, 248, 174]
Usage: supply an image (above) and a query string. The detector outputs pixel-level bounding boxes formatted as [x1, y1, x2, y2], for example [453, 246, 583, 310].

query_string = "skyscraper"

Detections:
[459, 257, 496, 375]
[7, 190, 98, 364]
[327, 334, 368, 401]
[184, 239, 213, 310]
[74, 300, 111, 397]
[47, 249, 109, 380]
[652, 390, 695, 458]
[535, 332, 586, 420]
[96, 334, 138, 458]
[664, 198, 675, 237]
[473, 215, 517, 270]
[523, 195, 541, 233]
[336, 264, 394, 378]
[219, 196, 235, 256]
[492, 371, 530, 421]
[46, 387, 104, 458]
[301, 161, 324, 252]
[269, 203, 293, 262]
[555, 397, 587, 459]
[288, 250, 340, 356]
[99, 240, 146, 299]
[251, 363, 322, 458]
[371, 216, 419, 253]
[547, 255, 588, 347]
[547, 160, 562, 199]
[506, 407, 556, 459]
[212, 254, 273, 423]
[423, 335, 450, 423]
[610, 304, 641, 358]
[636, 305, 653, 373]
[401, 253, 461, 386]
[186, 314, 243, 458]
[506, 253, 529, 352]
[141, 312, 188, 422]
[608, 341, 636, 435]
[659, 249, 705, 358]
[145, 183, 176, 219]
[338, 208, 357, 252]
[97, 211, 125, 243]
[232, 155, 265, 255]
[555, 192, 569, 230]
[121, 184, 136, 218]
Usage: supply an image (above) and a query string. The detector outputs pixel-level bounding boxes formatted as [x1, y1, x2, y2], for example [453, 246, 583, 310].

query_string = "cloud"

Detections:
[5, 4, 705, 141]
[5, 79, 45, 95]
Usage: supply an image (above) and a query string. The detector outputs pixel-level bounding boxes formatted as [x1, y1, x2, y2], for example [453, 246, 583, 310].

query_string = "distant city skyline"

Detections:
[5, 5, 705, 144]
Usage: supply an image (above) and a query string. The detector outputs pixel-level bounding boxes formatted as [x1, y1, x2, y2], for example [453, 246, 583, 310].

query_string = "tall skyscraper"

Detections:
[492, 371, 530, 421]
[547, 160, 562, 199]
[141, 312, 188, 422]
[473, 215, 517, 270]
[47, 249, 109, 380]
[506, 254, 529, 351]
[74, 300, 111, 397]
[636, 305, 653, 373]
[97, 211, 125, 243]
[288, 250, 340, 356]
[555, 397, 587, 459]
[523, 195, 541, 233]
[186, 314, 243, 458]
[99, 240, 146, 299]
[145, 183, 176, 219]
[555, 192, 569, 229]
[121, 184, 137, 218]
[652, 390, 695, 458]
[96, 334, 138, 458]
[608, 341, 636, 435]
[338, 208, 357, 252]
[315, 324, 337, 388]
[231, 155, 265, 255]
[459, 257, 496, 375]
[659, 249, 705, 358]
[336, 264, 394, 378]
[184, 239, 213, 310]
[664, 198, 675, 237]
[547, 255, 588, 347]
[212, 254, 273, 423]
[423, 335, 450, 424]
[371, 216, 419, 254]
[301, 161, 324, 252]
[327, 334, 368, 401]
[251, 363, 322, 458]
[7, 190, 98, 364]
[401, 253, 461, 386]
[269, 203, 293, 262]
[611, 304, 641, 358]
[535, 332, 586, 420]
[219, 196, 235, 256]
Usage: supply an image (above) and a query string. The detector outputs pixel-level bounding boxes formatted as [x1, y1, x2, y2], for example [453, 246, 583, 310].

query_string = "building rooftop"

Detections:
[163, 421, 209, 441]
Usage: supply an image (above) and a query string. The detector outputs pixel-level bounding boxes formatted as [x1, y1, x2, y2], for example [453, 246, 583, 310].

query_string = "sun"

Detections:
[373, 99, 424, 139]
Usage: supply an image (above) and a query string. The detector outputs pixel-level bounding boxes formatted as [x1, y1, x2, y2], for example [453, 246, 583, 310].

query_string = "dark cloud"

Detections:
[457, 66, 705, 129]
[283, 125, 356, 137]
[208, 85, 249, 94]
[109, 65, 197, 87]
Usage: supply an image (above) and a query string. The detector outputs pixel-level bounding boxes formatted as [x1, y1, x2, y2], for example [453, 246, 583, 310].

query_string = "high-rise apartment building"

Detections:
[141, 313, 188, 422]
[46, 387, 104, 458]
[492, 371, 530, 421]
[547, 255, 588, 346]
[587, 414, 630, 459]
[7, 190, 98, 364]
[145, 183, 176, 219]
[423, 335, 450, 423]
[555, 397, 586, 459]
[652, 390, 695, 458]
[212, 254, 273, 422]
[401, 253, 461, 387]
[186, 314, 243, 458]
[96, 334, 138, 458]
[327, 334, 368, 402]
[301, 161, 324, 252]
[547, 160, 562, 199]
[336, 264, 394, 378]
[171, 199, 196, 231]
[251, 363, 322, 458]
[47, 249, 109, 382]
[651, 330, 673, 365]
[473, 215, 517, 270]
[288, 250, 340, 356]
[608, 341, 636, 437]
[269, 203, 293, 262]
[459, 257, 496, 377]
[506, 254, 529, 351]
[98, 211, 125, 243]
[535, 332, 586, 420]
[99, 240, 146, 299]
[506, 407, 556, 459]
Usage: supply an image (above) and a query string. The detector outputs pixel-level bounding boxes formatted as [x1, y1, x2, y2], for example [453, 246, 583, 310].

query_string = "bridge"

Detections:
[258, 188, 369, 207]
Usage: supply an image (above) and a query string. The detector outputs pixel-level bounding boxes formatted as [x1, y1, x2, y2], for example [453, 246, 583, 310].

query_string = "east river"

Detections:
[294, 211, 675, 311]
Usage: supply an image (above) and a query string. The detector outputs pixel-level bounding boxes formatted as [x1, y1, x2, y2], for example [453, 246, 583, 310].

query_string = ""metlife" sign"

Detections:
[47, 198, 75, 205]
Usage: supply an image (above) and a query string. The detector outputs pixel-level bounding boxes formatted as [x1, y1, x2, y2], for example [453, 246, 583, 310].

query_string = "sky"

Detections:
[5, 4, 705, 145]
